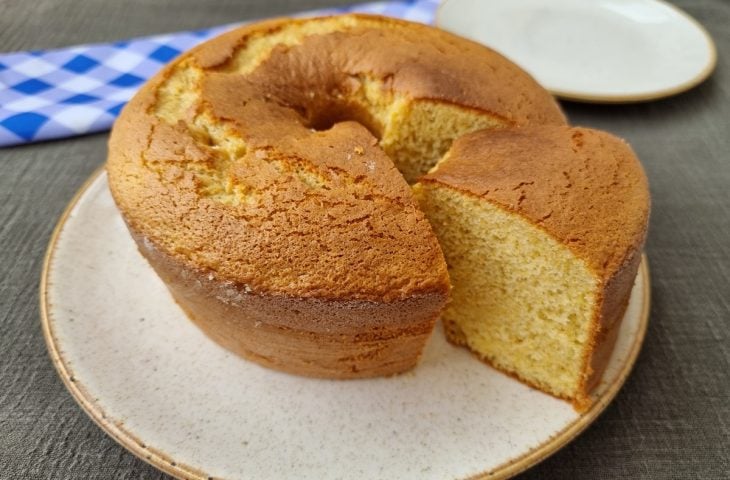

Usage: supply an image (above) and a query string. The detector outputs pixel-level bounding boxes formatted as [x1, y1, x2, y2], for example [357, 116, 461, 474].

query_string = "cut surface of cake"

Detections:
[414, 126, 650, 408]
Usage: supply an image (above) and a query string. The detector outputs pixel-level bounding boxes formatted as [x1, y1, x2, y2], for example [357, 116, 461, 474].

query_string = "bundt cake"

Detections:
[106, 14, 566, 379]
[413, 126, 650, 409]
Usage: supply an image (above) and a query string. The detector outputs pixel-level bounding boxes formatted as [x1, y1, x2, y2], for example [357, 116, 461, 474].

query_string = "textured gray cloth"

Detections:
[0, 0, 728, 478]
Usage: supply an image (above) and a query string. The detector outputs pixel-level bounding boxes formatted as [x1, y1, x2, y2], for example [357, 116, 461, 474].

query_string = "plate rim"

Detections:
[40, 168, 651, 480]
[435, 0, 718, 103]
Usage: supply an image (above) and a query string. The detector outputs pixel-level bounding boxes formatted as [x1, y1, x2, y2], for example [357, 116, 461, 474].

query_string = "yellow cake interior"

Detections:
[414, 181, 599, 400]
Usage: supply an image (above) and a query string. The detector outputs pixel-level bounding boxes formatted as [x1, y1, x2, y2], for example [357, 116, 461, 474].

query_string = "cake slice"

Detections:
[414, 126, 650, 409]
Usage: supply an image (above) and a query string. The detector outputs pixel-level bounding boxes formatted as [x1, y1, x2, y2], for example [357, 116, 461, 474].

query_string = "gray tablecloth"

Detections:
[1, 0, 728, 478]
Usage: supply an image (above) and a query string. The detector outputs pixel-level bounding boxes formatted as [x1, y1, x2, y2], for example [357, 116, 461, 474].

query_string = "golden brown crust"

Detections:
[421, 126, 650, 408]
[420, 126, 650, 280]
[191, 15, 566, 126]
[132, 227, 442, 377]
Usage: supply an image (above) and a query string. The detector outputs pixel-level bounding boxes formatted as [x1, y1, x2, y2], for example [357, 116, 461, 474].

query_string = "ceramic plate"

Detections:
[42, 170, 650, 480]
[437, 0, 717, 102]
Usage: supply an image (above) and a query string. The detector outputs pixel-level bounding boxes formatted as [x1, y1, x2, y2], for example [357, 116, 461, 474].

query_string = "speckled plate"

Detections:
[42, 170, 650, 480]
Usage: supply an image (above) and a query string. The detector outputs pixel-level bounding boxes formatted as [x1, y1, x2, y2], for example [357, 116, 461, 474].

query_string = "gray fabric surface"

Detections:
[0, 0, 728, 478]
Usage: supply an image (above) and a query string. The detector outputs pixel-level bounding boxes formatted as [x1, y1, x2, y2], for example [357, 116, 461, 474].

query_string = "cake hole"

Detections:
[304, 100, 382, 140]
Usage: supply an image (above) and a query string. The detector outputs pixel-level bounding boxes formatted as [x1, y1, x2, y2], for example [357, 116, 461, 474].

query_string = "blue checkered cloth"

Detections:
[0, 0, 438, 147]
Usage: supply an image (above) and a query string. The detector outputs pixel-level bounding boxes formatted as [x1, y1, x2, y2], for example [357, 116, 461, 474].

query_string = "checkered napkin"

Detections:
[0, 0, 438, 147]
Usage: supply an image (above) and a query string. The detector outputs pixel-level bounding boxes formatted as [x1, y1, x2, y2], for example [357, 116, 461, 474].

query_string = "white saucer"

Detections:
[42, 170, 650, 479]
[437, 0, 717, 102]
